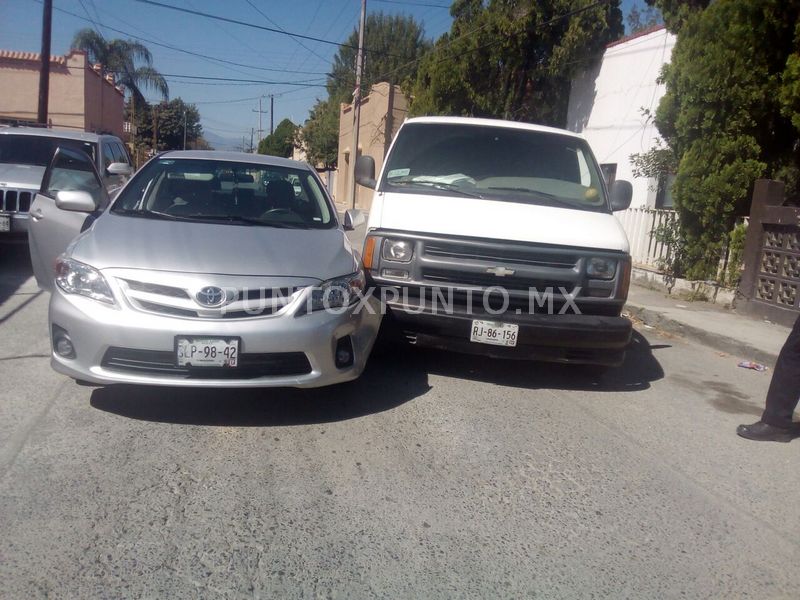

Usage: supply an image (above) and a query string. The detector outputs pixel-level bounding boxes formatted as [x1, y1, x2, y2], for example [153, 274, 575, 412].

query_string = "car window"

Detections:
[109, 142, 124, 164]
[111, 158, 335, 229]
[381, 123, 609, 212]
[102, 142, 115, 169]
[43, 149, 104, 206]
[0, 135, 96, 167]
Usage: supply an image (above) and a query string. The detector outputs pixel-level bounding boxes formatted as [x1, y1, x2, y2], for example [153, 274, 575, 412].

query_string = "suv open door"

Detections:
[28, 147, 109, 290]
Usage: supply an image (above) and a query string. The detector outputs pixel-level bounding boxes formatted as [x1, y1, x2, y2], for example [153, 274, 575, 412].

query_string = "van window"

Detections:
[381, 123, 608, 212]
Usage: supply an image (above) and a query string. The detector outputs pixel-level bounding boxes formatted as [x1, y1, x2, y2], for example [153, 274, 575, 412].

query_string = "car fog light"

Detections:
[52, 325, 75, 359]
[335, 336, 354, 368]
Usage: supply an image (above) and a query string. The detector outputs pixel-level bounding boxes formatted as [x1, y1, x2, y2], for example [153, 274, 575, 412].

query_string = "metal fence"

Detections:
[616, 207, 678, 269]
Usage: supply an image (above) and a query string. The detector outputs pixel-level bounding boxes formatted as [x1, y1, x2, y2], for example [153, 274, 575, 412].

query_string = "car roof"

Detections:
[0, 126, 120, 142]
[401, 116, 585, 140]
[159, 150, 312, 170]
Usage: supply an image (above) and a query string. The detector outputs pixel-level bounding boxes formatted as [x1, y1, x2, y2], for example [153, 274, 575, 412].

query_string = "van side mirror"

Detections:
[609, 180, 633, 211]
[343, 208, 366, 231]
[55, 190, 98, 212]
[355, 155, 376, 189]
[107, 162, 133, 177]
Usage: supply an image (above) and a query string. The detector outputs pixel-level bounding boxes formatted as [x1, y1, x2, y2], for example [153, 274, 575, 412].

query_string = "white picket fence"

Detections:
[616, 207, 678, 269]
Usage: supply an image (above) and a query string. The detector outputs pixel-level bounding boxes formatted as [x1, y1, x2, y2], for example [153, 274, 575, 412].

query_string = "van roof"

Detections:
[402, 116, 584, 140]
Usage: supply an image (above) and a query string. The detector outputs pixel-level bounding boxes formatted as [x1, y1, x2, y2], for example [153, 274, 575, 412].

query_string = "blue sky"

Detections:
[1, 0, 642, 147]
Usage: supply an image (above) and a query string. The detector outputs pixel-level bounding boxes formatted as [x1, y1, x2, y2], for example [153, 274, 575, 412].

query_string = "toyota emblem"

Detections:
[196, 286, 226, 307]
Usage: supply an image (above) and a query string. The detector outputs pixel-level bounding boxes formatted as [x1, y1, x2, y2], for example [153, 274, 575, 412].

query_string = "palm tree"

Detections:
[71, 28, 169, 104]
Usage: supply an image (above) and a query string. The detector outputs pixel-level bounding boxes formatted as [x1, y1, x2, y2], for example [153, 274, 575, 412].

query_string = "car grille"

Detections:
[421, 267, 574, 294]
[118, 278, 303, 319]
[101, 347, 312, 379]
[0, 189, 33, 213]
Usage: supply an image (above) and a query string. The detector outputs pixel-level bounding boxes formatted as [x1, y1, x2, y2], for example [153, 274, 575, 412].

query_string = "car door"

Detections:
[28, 147, 108, 290]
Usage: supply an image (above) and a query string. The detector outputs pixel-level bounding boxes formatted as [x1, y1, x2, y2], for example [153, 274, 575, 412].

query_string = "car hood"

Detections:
[0, 163, 46, 189]
[372, 191, 630, 253]
[70, 212, 357, 280]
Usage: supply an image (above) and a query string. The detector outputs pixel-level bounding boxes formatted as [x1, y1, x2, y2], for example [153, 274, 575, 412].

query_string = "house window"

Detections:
[656, 173, 676, 209]
[600, 163, 617, 188]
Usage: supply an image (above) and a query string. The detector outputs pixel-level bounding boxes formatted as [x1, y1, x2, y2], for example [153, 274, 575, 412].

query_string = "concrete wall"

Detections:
[566, 27, 676, 209]
[336, 82, 408, 212]
[0, 49, 123, 136]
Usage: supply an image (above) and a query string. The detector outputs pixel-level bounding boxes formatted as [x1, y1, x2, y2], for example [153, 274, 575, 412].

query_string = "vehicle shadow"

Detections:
[90, 331, 664, 426]
[0, 238, 35, 307]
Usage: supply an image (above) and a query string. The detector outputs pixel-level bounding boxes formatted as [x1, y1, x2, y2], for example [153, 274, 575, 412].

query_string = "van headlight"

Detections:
[586, 257, 617, 280]
[382, 239, 414, 262]
[309, 271, 366, 311]
[55, 257, 115, 304]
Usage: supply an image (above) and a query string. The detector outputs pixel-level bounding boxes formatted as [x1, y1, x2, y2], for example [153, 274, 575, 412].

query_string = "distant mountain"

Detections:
[203, 130, 241, 151]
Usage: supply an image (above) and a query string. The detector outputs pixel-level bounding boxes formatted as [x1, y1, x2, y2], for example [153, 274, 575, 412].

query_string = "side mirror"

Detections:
[609, 180, 633, 211]
[55, 190, 98, 212]
[107, 162, 133, 177]
[343, 208, 366, 231]
[355, 155, 376, 189]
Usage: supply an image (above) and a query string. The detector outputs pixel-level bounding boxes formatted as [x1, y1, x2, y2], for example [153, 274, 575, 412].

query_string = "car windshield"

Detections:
[111, 158, 335, 228]
[0, 135, 96, 166]
[381, 123, 609, 212]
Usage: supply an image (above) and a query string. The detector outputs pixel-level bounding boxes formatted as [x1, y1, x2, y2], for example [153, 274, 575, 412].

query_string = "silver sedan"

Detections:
[27, 149, 380, 388]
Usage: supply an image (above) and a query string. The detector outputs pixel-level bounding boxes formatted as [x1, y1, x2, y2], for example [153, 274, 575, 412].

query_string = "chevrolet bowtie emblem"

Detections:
[486, 266, 515, 277]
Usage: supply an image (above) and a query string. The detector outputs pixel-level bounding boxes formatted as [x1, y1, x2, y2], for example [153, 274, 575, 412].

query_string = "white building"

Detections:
[567, 26, 676, 209]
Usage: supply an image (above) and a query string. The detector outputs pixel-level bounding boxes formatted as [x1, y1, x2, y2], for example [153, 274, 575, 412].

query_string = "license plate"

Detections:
[176, 337, 239, 367]
[470, 320, 519, 347]
[0, 215, 9, 232]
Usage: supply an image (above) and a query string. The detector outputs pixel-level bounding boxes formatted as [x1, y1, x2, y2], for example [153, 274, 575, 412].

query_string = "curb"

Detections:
[624, 302, 779, 368]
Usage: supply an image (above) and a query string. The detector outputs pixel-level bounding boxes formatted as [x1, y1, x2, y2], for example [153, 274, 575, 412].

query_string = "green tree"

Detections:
[627, 1, 663, 33]
[300, 99, 339, 169]
[71, 28, 168, 104]
[410, 0, 624, 126]
[128, 98, 202, 152]
[258, 118, 297, 158]
[301, 13, 430, 168]
[652, 0, 800, 279]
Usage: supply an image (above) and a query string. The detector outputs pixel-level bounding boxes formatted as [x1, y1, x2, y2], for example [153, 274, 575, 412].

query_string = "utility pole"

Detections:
[350, 0, 367, 209]
[152, 106, 158, 155]
[270, 94, 274, 134]
[252, 96, 268, 143]
[37, 0, 53, 125]
[182, 110, 187, 150]
[250, 128, 255, 154]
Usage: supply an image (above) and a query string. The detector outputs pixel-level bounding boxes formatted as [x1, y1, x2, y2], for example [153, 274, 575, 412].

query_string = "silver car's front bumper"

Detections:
[48, 288, 382, 388]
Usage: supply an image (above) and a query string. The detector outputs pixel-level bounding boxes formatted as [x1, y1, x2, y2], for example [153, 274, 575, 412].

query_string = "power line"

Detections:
[134, 0, 414, 59]
[371, 0, 450, 8]
[243, 0, 330, 66]
[155, 73, 326, 87]
[45, 1, 331, 77]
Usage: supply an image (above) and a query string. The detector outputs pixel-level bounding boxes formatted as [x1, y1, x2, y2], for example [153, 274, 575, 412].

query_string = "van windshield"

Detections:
[380, 122, 609, 212]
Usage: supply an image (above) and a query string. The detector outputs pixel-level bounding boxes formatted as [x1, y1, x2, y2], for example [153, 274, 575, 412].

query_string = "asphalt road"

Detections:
[1, 240, 798, 599]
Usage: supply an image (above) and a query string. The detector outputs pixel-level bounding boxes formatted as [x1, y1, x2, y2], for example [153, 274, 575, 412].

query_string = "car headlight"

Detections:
[55, 257, 115, 304]
[586, 257, 617, 280]
[309, 271, 366, 311]
[381, 239, 413, 262]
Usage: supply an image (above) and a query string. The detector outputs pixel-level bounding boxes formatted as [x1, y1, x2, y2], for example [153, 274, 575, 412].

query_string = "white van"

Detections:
[355, 116, 634, 367]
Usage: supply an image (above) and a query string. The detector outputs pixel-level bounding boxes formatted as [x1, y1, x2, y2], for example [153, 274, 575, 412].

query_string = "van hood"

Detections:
[374, 192, 630, 253]
[0, 163, 46, 189]
[70, 212, 357, 280]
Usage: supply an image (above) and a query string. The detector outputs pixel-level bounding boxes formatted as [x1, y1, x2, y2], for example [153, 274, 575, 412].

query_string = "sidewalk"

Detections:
[625, 285, 790, 367]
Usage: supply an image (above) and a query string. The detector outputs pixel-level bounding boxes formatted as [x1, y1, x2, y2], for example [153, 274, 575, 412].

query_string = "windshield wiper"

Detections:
[112, 208, 193, 221]
[483, 186, 598, 210]
[390, 180, 483, 198]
